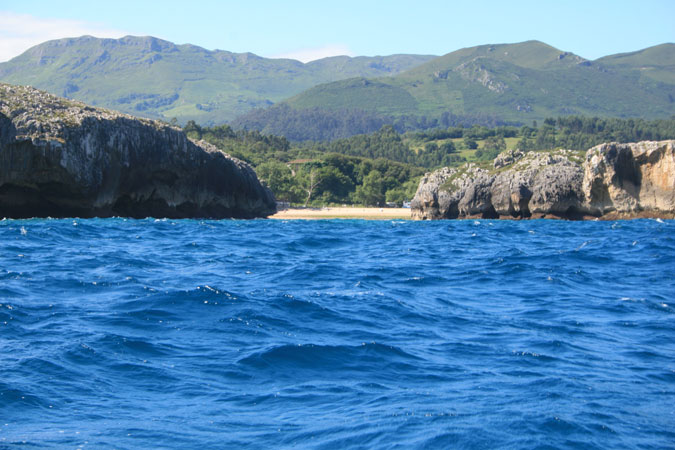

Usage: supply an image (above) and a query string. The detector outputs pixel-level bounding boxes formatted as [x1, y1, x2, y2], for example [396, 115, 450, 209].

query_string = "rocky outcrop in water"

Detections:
[411, 141, 675, 220]
[0, 83, 275, 218]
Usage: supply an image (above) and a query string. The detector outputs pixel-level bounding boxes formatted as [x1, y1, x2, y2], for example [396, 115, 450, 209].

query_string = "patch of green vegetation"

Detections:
[438, 164, 486, 192]
[567, 150, 587, 165]
[439, 172, 463, 192]
[474, 161, 495, 171]
[285, 78, 418, 115]
[183, 122, 424, 207]
[504, 137, 520, 150]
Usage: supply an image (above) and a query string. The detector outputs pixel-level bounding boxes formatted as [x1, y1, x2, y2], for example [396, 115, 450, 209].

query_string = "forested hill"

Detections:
[236, 41, 675, 140]
[184, 116, 675, 207]
[0, 35, 435, 124]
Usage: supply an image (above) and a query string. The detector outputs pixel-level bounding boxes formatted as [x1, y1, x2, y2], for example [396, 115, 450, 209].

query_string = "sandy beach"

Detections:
[269, 207, 412, 220]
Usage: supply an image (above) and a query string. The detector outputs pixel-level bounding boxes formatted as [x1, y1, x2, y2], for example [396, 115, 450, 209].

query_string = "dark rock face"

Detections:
[412, 142, 675, 220]
[0, 83, 276, 218]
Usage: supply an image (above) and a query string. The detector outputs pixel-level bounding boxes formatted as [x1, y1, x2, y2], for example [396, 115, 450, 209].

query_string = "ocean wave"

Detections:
[1, 219, 673, 448]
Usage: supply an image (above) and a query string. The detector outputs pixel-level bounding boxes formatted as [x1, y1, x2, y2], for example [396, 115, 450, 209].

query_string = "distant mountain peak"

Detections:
[0, 35, 436, 124]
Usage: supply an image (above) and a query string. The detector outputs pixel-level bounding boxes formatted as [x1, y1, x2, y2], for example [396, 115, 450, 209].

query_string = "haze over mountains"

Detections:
[0, 36, 673, 139]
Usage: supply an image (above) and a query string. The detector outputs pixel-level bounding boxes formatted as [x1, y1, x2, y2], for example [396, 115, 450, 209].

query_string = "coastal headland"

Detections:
[411, 141, 675, 220]
[0, 83, 275, 219]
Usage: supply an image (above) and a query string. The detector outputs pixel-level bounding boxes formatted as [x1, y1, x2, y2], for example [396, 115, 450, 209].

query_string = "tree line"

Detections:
[255, 154, 423, 207]
[231, 104, 514, 142]
[516, 117, 675, 151]
[184, 116, 675, 206]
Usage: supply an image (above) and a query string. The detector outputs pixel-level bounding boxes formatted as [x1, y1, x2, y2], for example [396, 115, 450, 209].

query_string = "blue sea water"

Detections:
[0, 218, 673, 449]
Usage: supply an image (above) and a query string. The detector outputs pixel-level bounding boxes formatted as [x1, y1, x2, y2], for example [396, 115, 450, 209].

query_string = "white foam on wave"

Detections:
[575, 240, 590, 251]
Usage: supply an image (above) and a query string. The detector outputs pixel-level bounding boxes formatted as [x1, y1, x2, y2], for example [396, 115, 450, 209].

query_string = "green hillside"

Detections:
[594, 43, 675, 85]
[3, 37, 673, 135]
[283, 41, 675, 124]
[0, 35, 435, 124]
[287, 78, 418, 115]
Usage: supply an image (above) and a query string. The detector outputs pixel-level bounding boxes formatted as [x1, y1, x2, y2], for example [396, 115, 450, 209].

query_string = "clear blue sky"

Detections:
[1, 0, 673, 62]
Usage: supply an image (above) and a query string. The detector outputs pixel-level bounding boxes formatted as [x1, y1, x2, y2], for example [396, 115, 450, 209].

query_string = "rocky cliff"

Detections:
[0, 83, 276, 218]
[411, 141, 675, 220]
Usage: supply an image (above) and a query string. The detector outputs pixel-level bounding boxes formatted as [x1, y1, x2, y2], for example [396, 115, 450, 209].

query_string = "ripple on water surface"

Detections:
[0, 218, 674, 448]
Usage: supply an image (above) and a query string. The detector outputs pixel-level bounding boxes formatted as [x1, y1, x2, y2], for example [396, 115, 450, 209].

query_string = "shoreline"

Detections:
[269, 207, 412, 220]
[268, 207, 674, 221]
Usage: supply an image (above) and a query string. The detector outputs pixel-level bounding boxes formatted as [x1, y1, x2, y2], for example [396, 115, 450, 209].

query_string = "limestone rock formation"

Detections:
[412, 141, 674, 220]
[0, 83, 276, 218]
[582, 141, 675, 216]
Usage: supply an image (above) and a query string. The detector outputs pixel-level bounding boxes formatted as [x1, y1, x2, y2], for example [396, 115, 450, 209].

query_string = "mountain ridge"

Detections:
[275, 40, 675, 132]
[0, 35, 436, 124]
[2, 36, 673, 135]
